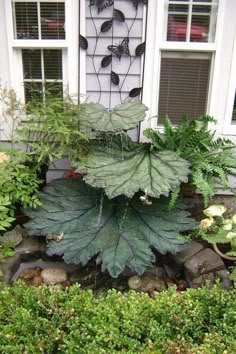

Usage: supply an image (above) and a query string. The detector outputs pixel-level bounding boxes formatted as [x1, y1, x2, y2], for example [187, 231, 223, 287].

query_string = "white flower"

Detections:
[199, 217, 214, 229]
[0, 152, 10, 164]
[222, 219, 233, 231]
[226, 232, 236, 240]
[231, 214, 236, 224]
[203, 205, 226, 217]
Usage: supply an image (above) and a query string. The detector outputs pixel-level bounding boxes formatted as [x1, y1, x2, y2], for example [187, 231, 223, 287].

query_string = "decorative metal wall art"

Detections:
[80, 0, 148, 109]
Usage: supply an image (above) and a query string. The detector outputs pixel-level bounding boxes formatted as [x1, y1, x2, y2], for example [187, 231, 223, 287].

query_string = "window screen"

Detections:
[158, 52, 211, 124]
[167, 0, 218, 43]
[13, 1, 65, 40]
[22, 49, 63, 103]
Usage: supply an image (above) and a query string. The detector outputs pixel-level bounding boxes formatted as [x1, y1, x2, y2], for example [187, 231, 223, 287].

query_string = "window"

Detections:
[10, 1, 66, 103]
[158, 52, 211, 123]
[141, 0, 222, 134]
[167, 0, 218, 43]
[22, 49, 63, 102]
[13, 1, 65, 40]
[4, 0, 80, 106]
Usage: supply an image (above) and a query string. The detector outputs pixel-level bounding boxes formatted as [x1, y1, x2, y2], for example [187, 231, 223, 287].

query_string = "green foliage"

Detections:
[0, 242, 15, 264]
[79, 101, 148, 131]
[75, 135, 190, 199]
[24, 179, 196, 278]
[0, 282, 235, 353]
[193, 205, 236, 254]
[0, 150, 42, 231]
[144, 116, 236, 206]
[0, 196, 15, 231]
[16, 93, 89, 167]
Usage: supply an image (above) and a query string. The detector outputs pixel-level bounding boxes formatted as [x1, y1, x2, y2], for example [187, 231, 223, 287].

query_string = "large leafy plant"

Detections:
[144, 116, 236, 206]
[24, 100, 197, 277]
[25, 179, 196, 277]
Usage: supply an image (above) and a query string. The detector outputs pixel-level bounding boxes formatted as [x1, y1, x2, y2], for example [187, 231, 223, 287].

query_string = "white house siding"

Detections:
[0, 0, 11, 141]
[85, 0, 144, 107]
[48, 0, 146, 180]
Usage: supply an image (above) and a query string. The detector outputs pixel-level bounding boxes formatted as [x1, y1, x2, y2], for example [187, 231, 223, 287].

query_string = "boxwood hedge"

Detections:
[0, 281, 235, 353]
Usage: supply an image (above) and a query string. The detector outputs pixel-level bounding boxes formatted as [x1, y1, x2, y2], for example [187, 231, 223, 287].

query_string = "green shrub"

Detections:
[0, 282, 235, 353]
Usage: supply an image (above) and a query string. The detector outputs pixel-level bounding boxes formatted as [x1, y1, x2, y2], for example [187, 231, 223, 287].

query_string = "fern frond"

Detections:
[168, 186, 180, 210]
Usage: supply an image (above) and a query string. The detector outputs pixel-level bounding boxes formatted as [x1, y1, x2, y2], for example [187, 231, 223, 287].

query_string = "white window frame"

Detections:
[140, 0, 227, 139]
[222, 30, 236, 136]
[4, 0, 85, 102]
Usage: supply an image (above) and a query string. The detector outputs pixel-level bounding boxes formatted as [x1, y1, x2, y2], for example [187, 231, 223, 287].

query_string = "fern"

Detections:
[144, 115, 236, 207]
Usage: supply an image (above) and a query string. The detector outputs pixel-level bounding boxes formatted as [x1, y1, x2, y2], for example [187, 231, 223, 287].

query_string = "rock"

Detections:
[171, 241, 204, 265]
[0, 254, 21, 283]
[128, 274, 167, 294]
[214, 270, 232, 290]
[1, 226, 25, 247]
[144, 266, 167, 278]
[163, 263, 183, 280]
[20, 268, 36, 281]
[69, 268, 105, 289]
[41, 268, 68, 284]
[184, 248, 226, 279]
[15, 237, 40, 256]
[184, 248, 231, 289]
[19, 266, 43, 286]
[30, 274, 43, 287]
[165, 278, 176, 288]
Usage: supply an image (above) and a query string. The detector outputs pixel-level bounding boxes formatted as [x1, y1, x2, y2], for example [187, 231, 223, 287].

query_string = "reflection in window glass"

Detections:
[40, 3, 65, 40]
[15, 2, 38, 39]
[24, 82, 43, 104]
[44, 50, 62, 80]
[167, 0, 218, 42]
[22, 49, 63, 103]
[13, 1, 65, 40]
[22, 49, 42, 79]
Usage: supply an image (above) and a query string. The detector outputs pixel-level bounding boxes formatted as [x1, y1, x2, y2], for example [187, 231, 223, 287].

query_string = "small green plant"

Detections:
[0, 241, 15, 264]
[144, 116, 236, 207]
[16, 92, 89, 168]
[196, 204, 236, 255]
[191, 204, 236, 281]
[0, 86, 89, 231]
[0, 150, 42, 231]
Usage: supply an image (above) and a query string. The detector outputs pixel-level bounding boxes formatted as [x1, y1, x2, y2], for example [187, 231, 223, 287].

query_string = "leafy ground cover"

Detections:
[0, 282, 235, 353]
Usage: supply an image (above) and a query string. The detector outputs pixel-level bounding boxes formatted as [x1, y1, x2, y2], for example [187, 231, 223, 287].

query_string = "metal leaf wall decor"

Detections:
[80, 0, 148, 109]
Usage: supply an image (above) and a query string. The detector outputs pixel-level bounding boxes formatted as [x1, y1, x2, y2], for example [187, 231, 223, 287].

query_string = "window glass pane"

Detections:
[40, 2, 65, 39]
[22, 49, 42, 79]
[45, 82, 63, 99]
[44, 50, 62, 80]
[14, 2, 38, 39]
[166, 1, 218, 43]
[232, 92, 236, 122]
[24, 82, 43, 104]
[158, 52, 211, 124]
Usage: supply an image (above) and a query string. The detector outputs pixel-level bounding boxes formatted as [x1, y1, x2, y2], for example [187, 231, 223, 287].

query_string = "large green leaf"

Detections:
[24, 179, 196, 278]
[79, 101, 148, 132]
[75, 136, 190, 199]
